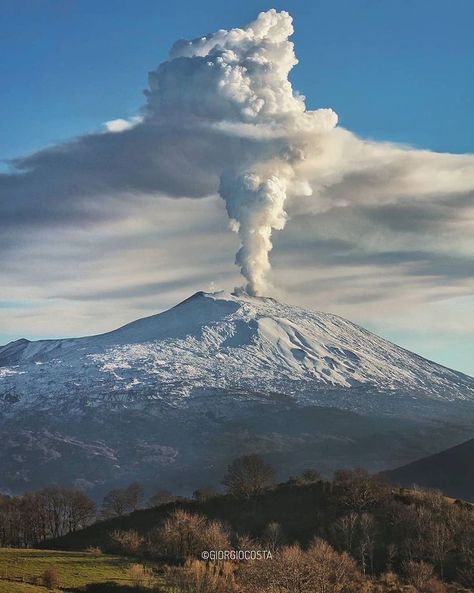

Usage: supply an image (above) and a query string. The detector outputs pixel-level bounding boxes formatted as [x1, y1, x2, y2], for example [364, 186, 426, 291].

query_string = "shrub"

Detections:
[128, 563, 154, 588]
[237, 538, 363, 593]
[110, 529, 144, 555]
[149, 509, 229, 560]
[86, 545, 103, 556]
[164, 559, 236, 593]
[42, 566, 60, 590]
[403, 561, 447, 593]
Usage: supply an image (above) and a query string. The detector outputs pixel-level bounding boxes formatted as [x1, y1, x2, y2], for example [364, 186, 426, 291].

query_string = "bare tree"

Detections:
[150, 509, 229, 560]
[127, 482, 143, 511]
[102, 488, 129, 518]
[301, 469, 321, 483]
[332, 512, 359, 553]
[333, 468, 389, 512]
[193, 487, 218, 502]
[429, 521, 454, 580]
[238, 538, 362, 593]
[147, 489, 177, 508]
[358, 513, 377, 576]
[101, 482, 143, 518]
[65, 490, 96, 532]
[222, 454, 274, 498]
[262, 521, 284, 553]
[39, 486, 95, 539]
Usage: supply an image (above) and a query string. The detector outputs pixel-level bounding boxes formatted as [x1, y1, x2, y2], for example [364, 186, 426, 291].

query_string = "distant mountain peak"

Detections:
[1, 290, 473, 416]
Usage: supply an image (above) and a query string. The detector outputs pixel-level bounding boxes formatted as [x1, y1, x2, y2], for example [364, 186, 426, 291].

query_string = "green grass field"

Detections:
[0, 548, 159, 592]
[0, 581, 48, 593]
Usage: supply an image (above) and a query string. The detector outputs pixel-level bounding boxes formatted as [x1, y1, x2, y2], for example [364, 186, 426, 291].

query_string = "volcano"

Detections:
[1, 291, 473, 496]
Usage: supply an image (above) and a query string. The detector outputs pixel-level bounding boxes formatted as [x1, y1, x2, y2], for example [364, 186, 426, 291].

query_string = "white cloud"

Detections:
[103, 116, 144, 132]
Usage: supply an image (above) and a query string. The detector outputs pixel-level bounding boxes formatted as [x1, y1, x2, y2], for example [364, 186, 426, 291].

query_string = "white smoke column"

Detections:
[220, 169, 290, 295]
[146, 9, 338, 295]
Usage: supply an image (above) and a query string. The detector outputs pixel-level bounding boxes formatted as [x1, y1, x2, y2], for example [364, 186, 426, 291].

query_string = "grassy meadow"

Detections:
[0, 548, 158, 592]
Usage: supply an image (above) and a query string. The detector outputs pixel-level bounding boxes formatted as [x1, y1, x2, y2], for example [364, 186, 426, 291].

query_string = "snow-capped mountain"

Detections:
[1, 290, 473, 411]
[1, 291, 473, 495]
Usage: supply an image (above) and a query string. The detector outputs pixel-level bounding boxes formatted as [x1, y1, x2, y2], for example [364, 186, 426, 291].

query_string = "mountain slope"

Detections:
[1, 290, 473, 495]
[1, 290, 473, 413]
[383, 438, 474, 502]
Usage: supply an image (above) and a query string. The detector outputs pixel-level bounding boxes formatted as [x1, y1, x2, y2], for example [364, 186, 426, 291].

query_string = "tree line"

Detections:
[0, 486, 95, 547]
[1, 454, 474, 591]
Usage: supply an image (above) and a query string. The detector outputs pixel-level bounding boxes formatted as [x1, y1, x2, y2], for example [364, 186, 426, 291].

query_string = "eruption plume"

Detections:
[145, 9, 338, 294]
[5, 9, 472, 311]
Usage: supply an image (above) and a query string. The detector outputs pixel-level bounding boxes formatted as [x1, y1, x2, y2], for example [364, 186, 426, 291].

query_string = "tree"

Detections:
[150, 509, 229, 560]
[101, 482, 143, 518]
[165, 558, 235, 593]
[126, 482, 143, 511]
[238, 539, 362, 593]
[40, 487, 95, 540]
[403, 560, 447, 593]
[222, 454, 274, 498]
[263, 521, 284, 553]
[428, 521, 453, 580]
[306, 539, 364, 593]
[147, 489, 177, 508]
[64, 490, 96, 532]
[42, 487, 68, 539]
[301, 469, 321, 483]
[333, 468, 389, 512]
[332, 512, 359, 554]
[358, 513, 377, 576]
[102, 489, 129, 518]
[193, 487, 218, 502]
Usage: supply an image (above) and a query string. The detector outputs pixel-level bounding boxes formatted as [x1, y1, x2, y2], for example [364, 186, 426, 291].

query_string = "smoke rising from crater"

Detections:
[145, 9, 337, 294]
[2, 8, 474, 312]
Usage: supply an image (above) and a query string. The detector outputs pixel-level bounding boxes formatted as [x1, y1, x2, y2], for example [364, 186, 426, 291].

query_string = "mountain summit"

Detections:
[1, 290, 473, 414]
[1, 291, 473, 495]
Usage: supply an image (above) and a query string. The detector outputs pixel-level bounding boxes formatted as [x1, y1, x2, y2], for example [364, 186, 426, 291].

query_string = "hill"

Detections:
[383, 437, 474, 502]
[43, 475, 474, 587]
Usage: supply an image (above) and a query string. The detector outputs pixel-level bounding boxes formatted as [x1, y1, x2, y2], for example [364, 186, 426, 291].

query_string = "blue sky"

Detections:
[1, 0, 473, 375]
[2, 0, 473, 162]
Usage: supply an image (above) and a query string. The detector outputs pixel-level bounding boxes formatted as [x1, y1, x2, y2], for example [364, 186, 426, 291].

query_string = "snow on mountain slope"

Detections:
[1, 291, 473, 413]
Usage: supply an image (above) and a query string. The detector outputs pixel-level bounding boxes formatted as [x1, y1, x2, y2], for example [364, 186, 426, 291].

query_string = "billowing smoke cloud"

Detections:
[1, 9, 474, 303]
[144, 9, 337, 294]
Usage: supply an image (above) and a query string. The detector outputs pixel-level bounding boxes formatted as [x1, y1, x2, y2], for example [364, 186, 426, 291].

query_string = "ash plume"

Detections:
[145, 9, 337, 295]
[2, 9, 474, 310]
